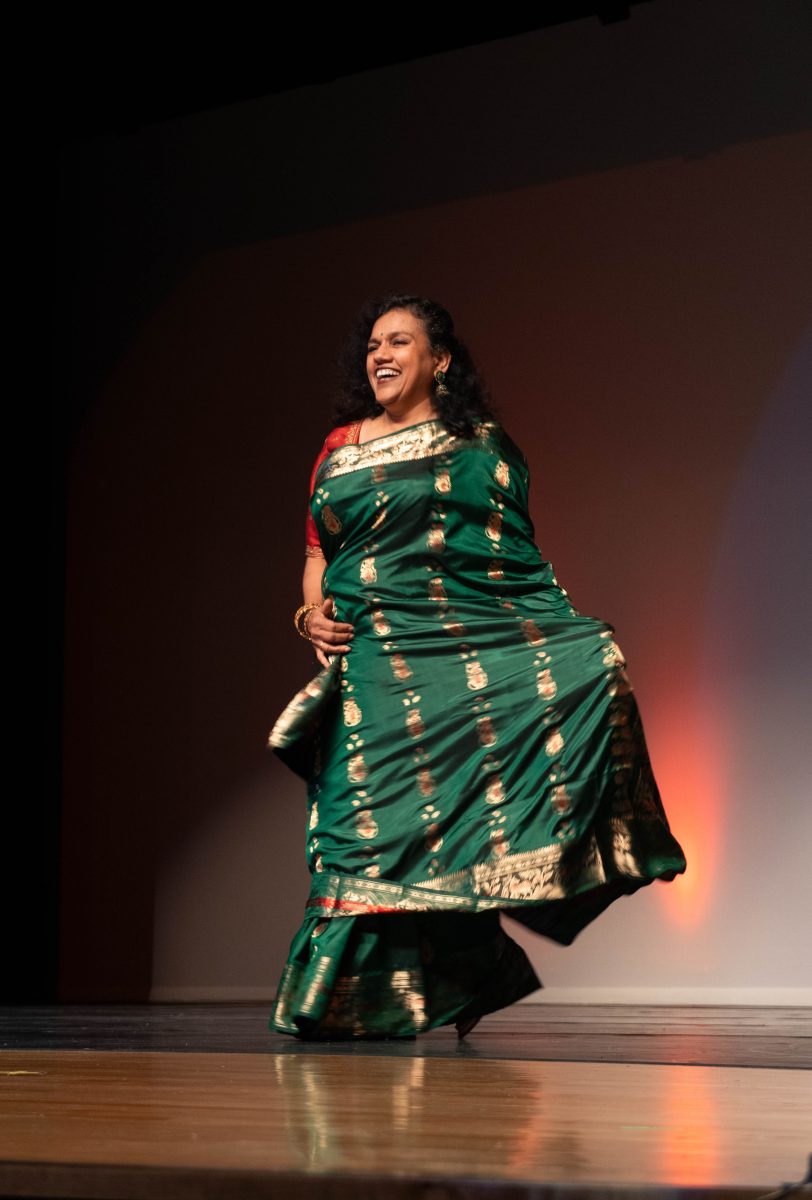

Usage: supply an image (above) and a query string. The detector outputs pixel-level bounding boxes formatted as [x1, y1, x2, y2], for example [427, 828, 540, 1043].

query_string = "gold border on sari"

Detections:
[316, 419, 496, 485]
[303, 807, 679, 915]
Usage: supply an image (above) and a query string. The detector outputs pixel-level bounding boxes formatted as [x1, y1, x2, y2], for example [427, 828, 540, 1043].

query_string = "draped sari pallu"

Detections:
[268, 419, 687, 1038]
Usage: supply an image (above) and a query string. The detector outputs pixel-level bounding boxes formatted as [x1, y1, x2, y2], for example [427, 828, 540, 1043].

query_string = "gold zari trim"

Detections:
[267, 660, 340, 749]
[316, 419, 496, 484]
[411, 838, 583, 901]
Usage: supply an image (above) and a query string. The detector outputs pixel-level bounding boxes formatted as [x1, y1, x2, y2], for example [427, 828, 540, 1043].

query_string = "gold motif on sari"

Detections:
[476, 716, 497, 746]
[390, 653, 412, 680]
[354, 810, 379, 839]
[612, 829, 643, 875]
[343, 698, 362, 726]
[322, 505, 342, 534]
[536, 668, 557, 699]
[489, 828, 510, 857]
[391, 970, 429, 1027]
[308, 801, 319, 829]
[488, 560, 504, 580]
[521, 619, 545, 645]
[360, 556, 377, 583]
[427, 524, 446, 551]
[494, 460, 510, 487]
[545, 727, 565, 756]
[348, 754, 368, 783]
[428, 576, 447, 602]
[371, 608, 391, 635]
[485, 511, 503, 542]
[417, 767, 436, 796]
[550, 785, 572, 814]
[434, 470, 451, 494]
[602, 638, 627, 668]
[425, 823, 443, 853]
[465, 659, 489, 690]
[485, 775, 506, 804]
[372, 490, 390, 533]
[405, 708, 425, 738]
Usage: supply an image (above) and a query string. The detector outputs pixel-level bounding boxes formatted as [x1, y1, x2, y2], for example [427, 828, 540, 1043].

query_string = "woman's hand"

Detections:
[307, 596, 355, 668]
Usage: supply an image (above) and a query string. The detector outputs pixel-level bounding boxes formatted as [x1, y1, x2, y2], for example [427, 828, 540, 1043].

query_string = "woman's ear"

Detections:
[435, 351, 452, 374]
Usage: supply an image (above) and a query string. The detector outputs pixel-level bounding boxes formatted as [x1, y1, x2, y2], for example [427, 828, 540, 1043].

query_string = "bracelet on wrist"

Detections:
[294, 602, 320, 641]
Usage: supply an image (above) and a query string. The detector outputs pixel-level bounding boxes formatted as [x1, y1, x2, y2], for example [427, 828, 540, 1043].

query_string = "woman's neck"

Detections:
[370, 402, 438, 432]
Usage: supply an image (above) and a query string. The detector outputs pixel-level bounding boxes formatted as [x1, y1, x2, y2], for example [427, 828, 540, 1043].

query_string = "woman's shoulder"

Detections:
[321, 419, 362, 450]
[308, 421, 362, 493]
[474, 418, 528, 465]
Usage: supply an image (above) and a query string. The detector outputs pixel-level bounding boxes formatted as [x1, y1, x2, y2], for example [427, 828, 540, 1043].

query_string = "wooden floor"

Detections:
[1, 1005, 810, 1199]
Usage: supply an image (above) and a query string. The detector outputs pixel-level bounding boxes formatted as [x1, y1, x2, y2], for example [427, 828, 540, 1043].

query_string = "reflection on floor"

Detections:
[1, 1004, 810, 1199]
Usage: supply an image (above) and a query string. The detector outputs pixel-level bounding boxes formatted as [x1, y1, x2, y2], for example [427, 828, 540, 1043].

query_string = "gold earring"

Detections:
[434, 370, 450, 398]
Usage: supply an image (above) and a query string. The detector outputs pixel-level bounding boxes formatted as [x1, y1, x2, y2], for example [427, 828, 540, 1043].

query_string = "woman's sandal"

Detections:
[455, 1014, 482, 1039]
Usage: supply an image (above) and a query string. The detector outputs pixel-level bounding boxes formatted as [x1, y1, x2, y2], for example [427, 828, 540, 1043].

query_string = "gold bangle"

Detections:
[294, 602, 320, 641]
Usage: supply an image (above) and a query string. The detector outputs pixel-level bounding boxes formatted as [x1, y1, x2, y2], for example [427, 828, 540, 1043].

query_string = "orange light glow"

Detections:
[658, 1066, 720, 1185]
[649, 688, 730, 929]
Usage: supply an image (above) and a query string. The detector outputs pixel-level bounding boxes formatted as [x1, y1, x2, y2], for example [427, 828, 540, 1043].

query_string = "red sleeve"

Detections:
[304, 422, 361, 557]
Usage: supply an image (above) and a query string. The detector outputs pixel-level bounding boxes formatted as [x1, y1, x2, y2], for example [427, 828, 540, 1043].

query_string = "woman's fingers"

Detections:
[317, 598, 353, 633]
[309, 612, 354, 638]
[309, 615, 353, 641]
[307, 607, 354, 654]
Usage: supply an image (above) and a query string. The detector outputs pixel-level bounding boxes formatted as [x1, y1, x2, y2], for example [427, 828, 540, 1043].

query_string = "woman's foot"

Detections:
[455, 1013, 482, 1039]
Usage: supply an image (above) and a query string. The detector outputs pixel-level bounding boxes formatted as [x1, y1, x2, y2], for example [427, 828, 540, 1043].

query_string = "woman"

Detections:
[268, 294, 687, 1040]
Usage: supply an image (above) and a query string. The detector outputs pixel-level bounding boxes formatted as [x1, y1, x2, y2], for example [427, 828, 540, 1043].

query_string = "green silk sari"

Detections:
[268, 419, 687, 1038]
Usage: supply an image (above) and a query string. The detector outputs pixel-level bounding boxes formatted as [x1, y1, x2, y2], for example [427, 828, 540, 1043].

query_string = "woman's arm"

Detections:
[301, 556, 354, 667]
[300, 427, 356, 666]
[302, 554, 326, 607]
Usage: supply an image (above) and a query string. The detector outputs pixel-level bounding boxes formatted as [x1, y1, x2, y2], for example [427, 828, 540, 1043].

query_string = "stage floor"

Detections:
[1, 1004, 810, 1199]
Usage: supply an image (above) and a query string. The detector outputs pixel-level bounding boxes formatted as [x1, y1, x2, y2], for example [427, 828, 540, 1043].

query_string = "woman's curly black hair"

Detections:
[331, 293, 499, 439]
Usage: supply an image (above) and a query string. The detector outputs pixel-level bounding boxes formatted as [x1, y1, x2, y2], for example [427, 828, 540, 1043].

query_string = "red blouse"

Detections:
[305, 420, 363, 557]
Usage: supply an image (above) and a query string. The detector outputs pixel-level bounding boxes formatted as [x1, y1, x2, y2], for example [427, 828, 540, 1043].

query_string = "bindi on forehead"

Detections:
[367, 328, 418, 347]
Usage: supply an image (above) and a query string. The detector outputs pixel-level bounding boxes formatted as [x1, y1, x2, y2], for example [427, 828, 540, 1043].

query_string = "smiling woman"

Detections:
[365, 309, 451, 422]
[267, 293, 687, 1040]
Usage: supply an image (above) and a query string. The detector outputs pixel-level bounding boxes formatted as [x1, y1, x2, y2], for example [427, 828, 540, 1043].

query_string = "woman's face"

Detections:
[366, 308, 450, 415]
